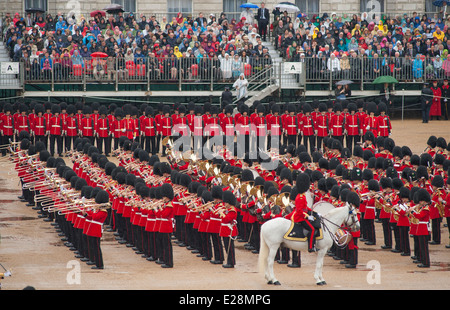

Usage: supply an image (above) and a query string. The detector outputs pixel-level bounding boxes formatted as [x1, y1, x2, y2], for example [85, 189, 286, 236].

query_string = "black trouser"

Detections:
[50, 134, 63, 156]
[303, 135, 315, 153]
[417, 235, 430, 266]
[316, 136, 325, 152]
[390, 222, 401, 251]
[97, 136, 110, 155]
[222, 236, 235, 266]
[258, 20, 269, 40]
[210, 232, 224, 262]
[287, 134, 296, 146]
[431, 218, 441, 243]
[143, 136, 156, 154]
[381, 218, 392, 247]
[365, 218, 376, 244]
[398, 226, 410, 254]
[2, 135, 13, 155]
[88, 235, 104, 268]
[346, 135, 358, 153]
[65, 135, 76, 153]
[158, 232, 173, 266]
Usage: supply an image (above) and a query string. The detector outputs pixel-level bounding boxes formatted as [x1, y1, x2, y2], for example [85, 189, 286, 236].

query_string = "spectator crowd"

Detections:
[1, 10, 273, 82]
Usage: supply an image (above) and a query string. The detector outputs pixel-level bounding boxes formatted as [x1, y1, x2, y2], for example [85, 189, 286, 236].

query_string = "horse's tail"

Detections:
[258, 223, 269, 274]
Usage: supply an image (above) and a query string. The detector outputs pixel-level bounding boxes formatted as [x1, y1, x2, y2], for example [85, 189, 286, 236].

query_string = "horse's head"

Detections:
[344, 203, 360, 232]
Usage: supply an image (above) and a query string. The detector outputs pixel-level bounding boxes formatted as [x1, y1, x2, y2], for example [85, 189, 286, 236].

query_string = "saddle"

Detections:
[284, 211, 323, 242]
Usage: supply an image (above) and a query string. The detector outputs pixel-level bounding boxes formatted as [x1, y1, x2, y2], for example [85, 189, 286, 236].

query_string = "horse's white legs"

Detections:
[266, 246, 280, 285]
[314, 248, 328, 285]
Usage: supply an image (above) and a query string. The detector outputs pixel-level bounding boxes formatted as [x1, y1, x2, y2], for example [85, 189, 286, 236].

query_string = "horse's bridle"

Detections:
[321, 204, 359, 245]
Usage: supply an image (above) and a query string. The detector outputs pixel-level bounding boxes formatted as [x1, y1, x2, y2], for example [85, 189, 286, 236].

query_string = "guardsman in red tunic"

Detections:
[192, 106, 204, 155]
[281, 104, 289, 145]
[64, 104, 78, 152]
[207, 106, 221, 151]
[15, 104, 30, 138]
[355, 99, 367, 145]
[49, 104, 63, 156]
[1, 104, 14, 156]
[32, 104, 47, 145]
[120, 105, 137, 141]
[142, 106, 157, 155]
[299, 103, 315, 153]
[59, 102, 68, 152]
[315, 102, 329, 152]
[202, 103, 212, 147]
[236, 104, 251, 155]
[396, 187, 411, 256]
[173, 105, 190, 153]
[107, 104, 117, 152]
[75, 102, 84, 135]
[330, 102, 345, 144]
[221, 105, 235, 148]
[364, 102, 378, 138]
[409, 189, 431, 267]
[90, 103, 101, 147]
[220, 190, 238, 268]
[429, 176, 445, 245]
[157, 183, 174, 268]
[96, 106, 110, 156]
[267, 104, 282, 151]
[80, 105, 94, 144]
[344, 102, 360, 153]
[160, 105, 173, 156]
[376, 103, 392, 138]
[186, 102, 196, 148]
[253, 104, 267, 152]
[111, 107, 124, 149]
[283, 103, 298, 146]
[155, 103, 164, 155]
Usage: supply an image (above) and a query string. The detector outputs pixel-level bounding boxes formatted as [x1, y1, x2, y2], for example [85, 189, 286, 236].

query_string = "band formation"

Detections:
[5, 97, 450, 272]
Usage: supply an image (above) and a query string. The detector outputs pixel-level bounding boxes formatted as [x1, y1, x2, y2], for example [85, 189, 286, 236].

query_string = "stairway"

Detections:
[265, 39, 301, 89]
[0, 41, 21, 89]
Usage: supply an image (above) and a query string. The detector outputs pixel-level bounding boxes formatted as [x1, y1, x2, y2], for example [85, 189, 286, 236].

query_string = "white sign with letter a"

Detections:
[283, 62, 302, 74]
[1, 62, 19, 74]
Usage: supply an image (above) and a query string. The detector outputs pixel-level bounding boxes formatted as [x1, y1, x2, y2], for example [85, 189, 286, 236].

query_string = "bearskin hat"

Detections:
[362, 169, 374, 181]
[431, 175, 444, 188]
[416, 166, 428, 180]
[413, 188, 431, 204]
[392, 178, 404, 190]
[222, 190, 236, 206]
[325, 177, 338, 191]
[160, 183, 174, 200]
[296, 173, 311, 194]
[398, 186, 410, 199]
[346, 191, 360, 208]
[427, 135, 437, 148]
[368, 179, 380, 192]
[380, 177, 393, 189]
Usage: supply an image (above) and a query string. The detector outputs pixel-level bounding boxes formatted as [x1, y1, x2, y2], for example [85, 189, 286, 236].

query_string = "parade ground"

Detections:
[0, 119, 449, 291]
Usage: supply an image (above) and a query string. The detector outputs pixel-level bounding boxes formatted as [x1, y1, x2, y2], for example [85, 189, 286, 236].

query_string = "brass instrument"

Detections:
[435, 188, 446, 218]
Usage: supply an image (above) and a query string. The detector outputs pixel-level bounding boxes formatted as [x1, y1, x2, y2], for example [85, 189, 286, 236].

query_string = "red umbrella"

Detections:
[90, 10, 106, 17]
[91, 52, 108, 58]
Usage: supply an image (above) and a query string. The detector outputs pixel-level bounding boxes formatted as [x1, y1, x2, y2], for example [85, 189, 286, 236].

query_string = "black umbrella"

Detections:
[25, 8, 46, 14]
[103, 4, 125, 14]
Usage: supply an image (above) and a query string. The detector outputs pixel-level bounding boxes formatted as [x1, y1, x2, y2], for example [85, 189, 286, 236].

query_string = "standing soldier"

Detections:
[64, 104, 78, 153]
[1, 104, 14, 156]
[48, 104, 63, 157]
[157, 183, 175, 268]
[142, 106, 157, 155]
[253, 104, 267, 152]
[111, 107, 124, 150]
[15, 104, 30, 139]
[376, 103, 392, 138]
[236, 105, 251, 156]
[409, 188, 431, 267]
[221, 105, 235, 150]
[192, 106, 204, 157]
[96, 106, 110, 156]
[32, 103, 47, 145]
[283, 104, 298, 147]
[173, 105, 189, 153]
[429, 80, 442, 120]
[155, 103, 164, 155]
[80, 105, 95, 144]
[59, 102, 68, 152]
[267, 104, 282, 151]
[364, 102, 379, 138]
[160, 105, 173, 156]
[90, 102, 101, 147]
[121, 105, 137, 141]
[344, 102, 360, 153]
[330, 102, 345, 145]
[315, 102, 329, 152]
[220, 190, 238, 268]
[299, 103, 315, 154]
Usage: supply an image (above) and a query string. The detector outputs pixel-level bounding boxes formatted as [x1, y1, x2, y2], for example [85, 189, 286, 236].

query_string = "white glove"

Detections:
[308, 215, 314, 221]
[4, 271, 11, 277]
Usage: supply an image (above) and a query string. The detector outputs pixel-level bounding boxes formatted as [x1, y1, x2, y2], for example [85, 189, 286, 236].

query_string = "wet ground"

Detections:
[0, 119, 449, 291]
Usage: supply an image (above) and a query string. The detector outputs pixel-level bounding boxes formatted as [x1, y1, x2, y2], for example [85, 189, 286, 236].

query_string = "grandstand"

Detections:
[0, 2, 448, 117]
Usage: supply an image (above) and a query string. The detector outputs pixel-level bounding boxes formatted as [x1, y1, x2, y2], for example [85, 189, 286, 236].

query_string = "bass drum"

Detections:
[312, 201, 336, 216]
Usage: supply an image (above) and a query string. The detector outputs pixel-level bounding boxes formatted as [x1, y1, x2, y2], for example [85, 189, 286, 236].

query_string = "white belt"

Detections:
[91, 220, 103, 226]
[379, 126, 388, 128]
[35, 126, 44, 128]
[303, 125, 312, 127]
[99, 127, 107, 130]
[419, 221, 428, 224]
[366, 206, 376, 209]
[287, 125, 296, 127]
[163, 126, 171, 129]
[159, 218, 170, 222]
[83, 127, 92, 129]
[210, 217, 221, 221]
[348, 125, 358, 127]
[318, 126, 327, 128]
[3, 126, 12, 128]
[52, 125, 60, 127]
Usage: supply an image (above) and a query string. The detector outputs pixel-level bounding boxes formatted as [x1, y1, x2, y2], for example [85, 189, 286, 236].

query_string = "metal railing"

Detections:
[8, 55, 445, 93]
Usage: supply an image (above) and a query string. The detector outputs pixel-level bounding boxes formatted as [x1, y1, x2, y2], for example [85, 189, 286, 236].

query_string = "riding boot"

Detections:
[345, 249, 357, 268]
[288, 250, 301, 268]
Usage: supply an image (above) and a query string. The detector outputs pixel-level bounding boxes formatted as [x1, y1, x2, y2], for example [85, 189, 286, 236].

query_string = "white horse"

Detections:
[258, 202, 360, 286]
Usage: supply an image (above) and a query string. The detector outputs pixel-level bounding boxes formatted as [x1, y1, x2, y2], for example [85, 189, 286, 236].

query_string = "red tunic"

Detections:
[430, 86, 442, 116]
[345, 114, 359, 136]
[330, 113, 344, 136]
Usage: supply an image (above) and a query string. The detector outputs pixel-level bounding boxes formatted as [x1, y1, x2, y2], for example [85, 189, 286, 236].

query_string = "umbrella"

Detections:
[336, 80, 353, 85]
[240, 3, 259, 9]
[372, 76, 398, 84]
[25, 8, 46, 14]
[432, 0, 448, 7]
[297, 12, 308, 18]
[275, 2, 300, 13]
[90, 10, 106, 17]
[103, 4, 125, 14]
[91, 52, 108, 58]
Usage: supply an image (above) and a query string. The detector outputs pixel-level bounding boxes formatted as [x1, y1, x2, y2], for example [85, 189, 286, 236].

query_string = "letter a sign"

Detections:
[1, 62, 19, 74]
[283, 62, 302, 74]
